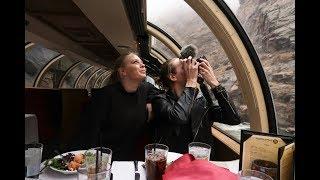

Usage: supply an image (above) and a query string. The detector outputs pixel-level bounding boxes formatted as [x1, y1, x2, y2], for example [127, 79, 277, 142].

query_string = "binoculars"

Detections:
[196, 55, 207, 83]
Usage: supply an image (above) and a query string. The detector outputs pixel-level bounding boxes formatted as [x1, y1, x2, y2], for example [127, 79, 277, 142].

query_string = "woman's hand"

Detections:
[198, 59, 220, 88]
[183, 56, 199, 88]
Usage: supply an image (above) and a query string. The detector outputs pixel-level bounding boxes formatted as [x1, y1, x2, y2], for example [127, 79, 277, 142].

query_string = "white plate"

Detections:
[48, 150, 86, 175]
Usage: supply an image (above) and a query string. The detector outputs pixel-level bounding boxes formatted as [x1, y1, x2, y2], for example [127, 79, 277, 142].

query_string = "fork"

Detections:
[134, 160, 140, 180]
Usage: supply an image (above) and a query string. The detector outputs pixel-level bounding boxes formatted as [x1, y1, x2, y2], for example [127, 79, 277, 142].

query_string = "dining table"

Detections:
[36, 151, 239, 180]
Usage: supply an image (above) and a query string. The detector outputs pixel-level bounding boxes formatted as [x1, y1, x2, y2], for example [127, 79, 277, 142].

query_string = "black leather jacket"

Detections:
[151, 85, 241, 153]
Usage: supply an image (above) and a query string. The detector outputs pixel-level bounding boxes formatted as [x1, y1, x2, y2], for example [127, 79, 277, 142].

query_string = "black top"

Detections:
[151, 85, 241, 154]
[79, 81, 159, 160]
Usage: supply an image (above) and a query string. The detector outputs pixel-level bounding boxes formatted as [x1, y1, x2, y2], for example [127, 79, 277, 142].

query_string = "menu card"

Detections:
[239, 130, 295, 180]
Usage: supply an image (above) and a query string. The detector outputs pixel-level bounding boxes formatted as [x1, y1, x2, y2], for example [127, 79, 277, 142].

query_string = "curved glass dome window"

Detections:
[86, 69, 106, 89]
[224, 0, 295, 135]
[100, 72, 113, 88]
[150, 36, 176, 60]
[148, 0, 250, 138]
[94, 71, 111, 88]
[37, 56, 79, 88]
[61, 62, 91, 88]
[76, 66, 100, 89]
[25, 44, 60, 87]
[148, 0, 224, 56]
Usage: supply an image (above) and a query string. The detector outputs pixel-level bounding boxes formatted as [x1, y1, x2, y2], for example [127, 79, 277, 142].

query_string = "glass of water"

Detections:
[25, 143, 43, 179]
[238, 169, 273, 180]
[77, 163, 111, 180]
[188, 142, 211, 160]
[84, 147, 112, 173]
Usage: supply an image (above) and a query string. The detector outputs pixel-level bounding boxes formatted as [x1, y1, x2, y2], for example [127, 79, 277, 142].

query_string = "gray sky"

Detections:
[147, 0, 240, 21]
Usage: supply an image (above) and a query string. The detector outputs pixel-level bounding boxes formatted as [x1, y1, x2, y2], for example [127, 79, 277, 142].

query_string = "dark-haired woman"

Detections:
[80, 52, 159, 161]
[152, 57, 241, 157]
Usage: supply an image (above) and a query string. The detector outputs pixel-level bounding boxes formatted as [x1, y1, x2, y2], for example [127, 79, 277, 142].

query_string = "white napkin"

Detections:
[111, 161, 146, 180]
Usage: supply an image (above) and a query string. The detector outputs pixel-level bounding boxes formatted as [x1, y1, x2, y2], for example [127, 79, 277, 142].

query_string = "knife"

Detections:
[134, 160, 140, 180]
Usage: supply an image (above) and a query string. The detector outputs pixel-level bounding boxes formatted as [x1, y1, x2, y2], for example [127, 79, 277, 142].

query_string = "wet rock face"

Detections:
[235, 0, 295, 134]
[237, 0, 295, 53]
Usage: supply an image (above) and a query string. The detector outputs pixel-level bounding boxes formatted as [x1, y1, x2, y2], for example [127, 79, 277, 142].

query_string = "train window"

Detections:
[61, 62, 91, 88]
[75, 67, 100, 89]
[225, 0, 295, 135]
[150, 36, 176, 59]
[25, 43, 60, 87]
[94, 71, 112, 88]
[148, 0, 250, 139]
[100, 71, 112, 88]
[86, 69, 107, 90]
[37, 57, 78, 88]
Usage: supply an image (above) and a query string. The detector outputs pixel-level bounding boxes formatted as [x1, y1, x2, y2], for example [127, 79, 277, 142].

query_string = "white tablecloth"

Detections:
[37, 152, 239, 180]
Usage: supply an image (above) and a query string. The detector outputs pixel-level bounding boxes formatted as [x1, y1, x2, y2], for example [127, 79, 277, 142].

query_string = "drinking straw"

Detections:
[95, 148, 98, 174]
[99, 146, 102, 174]
[99, 132, 102, 161]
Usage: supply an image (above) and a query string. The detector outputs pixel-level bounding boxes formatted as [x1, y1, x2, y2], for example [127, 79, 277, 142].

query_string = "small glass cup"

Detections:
[84, 147, 112, 173]
[145, 143, 169, 180]
[188, 142, 211, 160]
[251, 159, 278, 180]
[238, 169, 273, 180]
[25, 143, 43, 179]
[77, 163, 111, 180]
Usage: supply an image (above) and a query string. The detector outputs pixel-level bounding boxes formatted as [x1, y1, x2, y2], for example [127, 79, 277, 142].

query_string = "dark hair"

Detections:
[157, 58, 177, 90]
[107, 52, 137, 85]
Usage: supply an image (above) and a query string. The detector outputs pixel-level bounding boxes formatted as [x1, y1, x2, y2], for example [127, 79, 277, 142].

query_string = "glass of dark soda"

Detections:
[145, 144, 169, 180]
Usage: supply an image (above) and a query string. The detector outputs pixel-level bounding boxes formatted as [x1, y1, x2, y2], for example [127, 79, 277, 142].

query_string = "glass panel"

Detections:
[151, 36, 176, 59]
[101, 72, 112, 87]
[94, 71, 111, 88]
[148, 0, 221, 55]
[61, 62, 91, 88]
[86, 69, 106, 89]
[222, 0, 240, 14]
[38, 56, 78, 88]
[148, 0, 250, 132]
[25, 44, 60, 87]
[76, 67, 100, 89]
[227, 0, 295, 135]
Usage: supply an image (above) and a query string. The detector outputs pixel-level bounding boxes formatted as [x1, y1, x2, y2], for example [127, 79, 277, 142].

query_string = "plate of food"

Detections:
[47, 150, 88, 174]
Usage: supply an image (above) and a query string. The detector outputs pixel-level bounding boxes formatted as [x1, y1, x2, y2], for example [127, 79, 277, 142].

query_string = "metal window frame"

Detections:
[58, 61, 82, 88]
[33, 54, 65, 87]
[74, 66, 94, 88]
[85, 68, 104, 89]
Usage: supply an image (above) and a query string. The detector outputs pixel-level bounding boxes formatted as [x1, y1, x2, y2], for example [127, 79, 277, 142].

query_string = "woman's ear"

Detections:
[168, 73, 177, 82]
[118, 67, 126, 78]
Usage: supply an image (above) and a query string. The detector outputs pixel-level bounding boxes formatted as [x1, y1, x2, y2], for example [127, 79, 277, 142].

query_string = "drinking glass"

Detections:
[77, 163, 111, 180]
[188, 142, 211, 160]
[238, 169, 273, 180]
[84, 147, 112, 173]
[25, 143, 43, 179]
[145, 143, 169, 180]
[251, 159, 278, 180]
